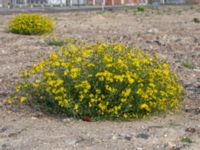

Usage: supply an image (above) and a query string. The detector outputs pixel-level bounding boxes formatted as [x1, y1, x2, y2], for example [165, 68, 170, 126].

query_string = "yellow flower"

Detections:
[140, 103, 150, 111]
[49, 52, 58, 61]
[122, 88, 131, 97]
[98, 103, 107, 111]
[120, 98, 127, 103]
[123, 113, 128, 119]
[70, 68, 80, 78]
[74, 104, 79, 111]
[20, 96, 27, 103]
[7, 98, 13, 104]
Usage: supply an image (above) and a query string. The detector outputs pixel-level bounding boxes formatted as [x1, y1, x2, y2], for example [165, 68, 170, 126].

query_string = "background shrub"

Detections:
[8, 14, 54, 35]
[8, 42, 184, 120]
[137, 6, 145, 12]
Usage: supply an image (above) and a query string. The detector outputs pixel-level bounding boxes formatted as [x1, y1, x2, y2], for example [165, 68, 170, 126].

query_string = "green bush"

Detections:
[137, 6, 145, 12]
[192, 18, 200, 23]
[8, 14, 54, 35]
[8, 42, 184, 120]
[181, 136, 192, 143]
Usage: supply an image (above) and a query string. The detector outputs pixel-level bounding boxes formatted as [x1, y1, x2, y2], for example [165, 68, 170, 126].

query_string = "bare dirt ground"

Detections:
[0, 6, 200, 150]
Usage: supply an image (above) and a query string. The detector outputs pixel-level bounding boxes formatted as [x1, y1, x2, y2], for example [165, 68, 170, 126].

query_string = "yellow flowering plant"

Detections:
[8, 42, 184, 120]
[8, 14, 54, 35]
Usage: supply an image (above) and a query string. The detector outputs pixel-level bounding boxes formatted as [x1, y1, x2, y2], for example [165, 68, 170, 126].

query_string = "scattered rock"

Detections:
[147, 28, 159, 34]
[193, 69, 200, 72]
[148, 125, 163, 129]
[112, 134, 120, 140]
[0, 103, 3, 109]
[136, 133, 150, 139]
[0, 127, 8, 133]
[65, 139, 78, 145]
[183, 83, 194, 90]
[124, 134, 132, 141]
[185, 127, 196, 133]
[8, 132, 18, 138]
[65, 136, 85, 146]
[1, 144, 8, 150]
[166, 142, 176, 149]
[185, 107, 200, 114]
[32, 112, 43, 118]
[31, 116, 38, 120]
[62, 118, 72, 123]
[0, 91, 8, 97]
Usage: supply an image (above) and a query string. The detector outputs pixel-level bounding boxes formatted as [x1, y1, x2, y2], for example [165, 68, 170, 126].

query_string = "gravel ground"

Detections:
[0, 6, 200, 150]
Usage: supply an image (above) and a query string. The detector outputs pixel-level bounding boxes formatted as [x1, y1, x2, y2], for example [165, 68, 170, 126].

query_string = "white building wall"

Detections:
[48, 0, 66, 5]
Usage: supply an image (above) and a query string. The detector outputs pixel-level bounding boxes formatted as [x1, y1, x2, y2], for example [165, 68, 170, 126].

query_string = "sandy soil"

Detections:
[0, 6, 200, 150]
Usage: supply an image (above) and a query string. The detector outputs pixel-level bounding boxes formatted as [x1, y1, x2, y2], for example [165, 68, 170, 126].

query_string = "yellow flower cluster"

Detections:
[9, 42, 184, 120]
[8, 14, 54, 35]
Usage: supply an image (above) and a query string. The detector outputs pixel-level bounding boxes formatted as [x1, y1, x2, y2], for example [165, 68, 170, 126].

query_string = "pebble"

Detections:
[62, 118, 72, 123]
[1, 144, 7, 149]
[124, 135, 132, 141]
[65, 139, 77, 145]
[166, 142, 176, 149]
[112, 134, 120, 140]
[0, 127, 8, 133]
[0, 103, 3, 109]
[136, 133, 150, 139]
[147, 28, 159, 34]
[185, 127, 196, 133]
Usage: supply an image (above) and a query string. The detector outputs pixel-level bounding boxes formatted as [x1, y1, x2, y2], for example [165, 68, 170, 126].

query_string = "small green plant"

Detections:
[8, 42, 184, 120]
[182, 58, 194, 69]
[8, 14, 54, 35]
[124, 8, 129, 13]
[181, 136, 192, 143]
[137, 6, 145, 12]
[48, 37, 76, 46]
[192, 18, 200, 23]
[48, 37, 65, 46]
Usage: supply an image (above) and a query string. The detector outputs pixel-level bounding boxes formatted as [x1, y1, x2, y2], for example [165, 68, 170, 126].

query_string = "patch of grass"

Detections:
[182, 58, 195, 69]
[192, 18, 200, 23]
[48, 37, 76, 46]
[181, 136, 192, 144]
[48, 37, 65, 46]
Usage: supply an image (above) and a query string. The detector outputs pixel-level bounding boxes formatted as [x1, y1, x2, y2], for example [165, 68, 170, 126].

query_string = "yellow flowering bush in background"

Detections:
[8, 14, 54, 35]
[9, 42, 184, 120]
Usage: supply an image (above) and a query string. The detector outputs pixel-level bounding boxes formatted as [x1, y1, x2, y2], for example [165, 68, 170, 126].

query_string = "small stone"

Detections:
[8, 132, 18, 137]
[185, 127, 196, 133]
[1, 144, 7, 148]
[194, 69, 200, 72]
[32, 112, 43, 118]
[124, 135, 132, 141]
[147, 28, 159, 34]
[31, 117, 37, 120]
[112, 135, 119, 140]
[0, 127, 8, 133]
[1, 144, 9, 150]
[62, 118, 72, 123]
[65, 139, 78, 145]
[136, 133, 150, 139]
[167, 142, 176, 149]
[0, 103, 3, 109]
